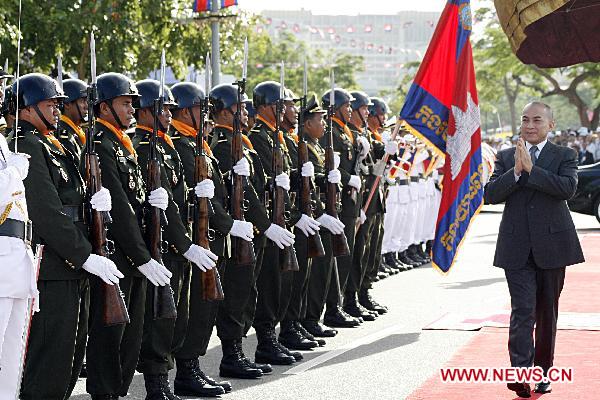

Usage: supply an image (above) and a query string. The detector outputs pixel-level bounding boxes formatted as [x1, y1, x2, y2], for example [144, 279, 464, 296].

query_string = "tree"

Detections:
[0, 1, 256, 81]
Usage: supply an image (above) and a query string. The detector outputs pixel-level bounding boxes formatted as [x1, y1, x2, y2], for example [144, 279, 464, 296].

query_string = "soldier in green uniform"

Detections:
[57, 78, 88, 161]
[320, 88, 363, 328]
[250, 81, 317, 365]
[131, 79, 220, 399]
[359, 97, 395, 313]
[85, 72, 173, 400]
[278, 90, 324, 350]
[243, 98, 256, 135]
[209, 83, 277, 377]
[9, 73, 122, 400]
[299, 95, 345, 338]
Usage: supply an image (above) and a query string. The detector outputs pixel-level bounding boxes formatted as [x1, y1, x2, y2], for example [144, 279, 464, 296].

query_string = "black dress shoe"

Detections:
[324, 308, 361, 328]
[507, 382, 531, 398]
[255, 331, 296, 365]
[302, 321, 338, 337]
[295, 321, 326, 346]
[534, 381, 552, 393]
[358, 290, 388, 315]
[279, 323, 319, 350]
[172, 361, 224, 398]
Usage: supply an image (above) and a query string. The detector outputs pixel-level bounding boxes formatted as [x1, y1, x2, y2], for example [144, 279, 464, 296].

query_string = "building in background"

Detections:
[259, 9, 440, 95]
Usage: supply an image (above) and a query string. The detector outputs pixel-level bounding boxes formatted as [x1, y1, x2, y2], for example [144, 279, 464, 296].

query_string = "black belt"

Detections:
[398, 179, 409, 186]
[0, 218, 32, 244]
[62, 205, 84, 222]
[410, 176, 420, 183]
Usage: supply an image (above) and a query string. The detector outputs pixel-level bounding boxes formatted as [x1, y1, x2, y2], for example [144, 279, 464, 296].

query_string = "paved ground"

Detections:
[70, 205, 599, 399]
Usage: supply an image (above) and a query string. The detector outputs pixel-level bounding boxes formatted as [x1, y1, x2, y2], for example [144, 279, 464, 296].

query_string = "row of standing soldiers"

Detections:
[0, 67, 439, 399]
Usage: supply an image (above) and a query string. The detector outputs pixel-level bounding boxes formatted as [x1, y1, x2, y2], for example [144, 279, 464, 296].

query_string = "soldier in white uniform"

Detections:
[0, 125, 37, 399]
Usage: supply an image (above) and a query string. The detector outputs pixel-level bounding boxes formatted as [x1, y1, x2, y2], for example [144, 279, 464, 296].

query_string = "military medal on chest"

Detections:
[129, 175, 136, 190]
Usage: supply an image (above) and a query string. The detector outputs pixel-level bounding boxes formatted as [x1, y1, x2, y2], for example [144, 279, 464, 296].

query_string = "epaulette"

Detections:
[138, 141, 150, 145]
[94, 140, 102, 144]
[171, 136, 181, 141]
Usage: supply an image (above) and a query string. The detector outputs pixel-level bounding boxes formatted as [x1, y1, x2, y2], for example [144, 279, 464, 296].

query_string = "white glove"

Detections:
[82, 254, 124, 285]
[359, 209, 367, 225]
[275, 173, 290, 191]
[264, 223, 295, 249]
[357, 136, 371, 158]
[301, 162, 314, 178]
[348, 175, 361, 190]
[327, 169, 341, 184]
[233, 158, 250, 176]
[6, 153, 29, 180]
[183, 244, 218, 272]
[334, 152, 341, 169]
[148, 187, 169, 210]
[316, 214, 345, 235]
[138, 259, 173, 286]
[194, 179, 215, 199]
[229, 220, 254, 241]
[295, 214, 321, 236]
[384, 139, 398, 155]
[90, 187, 112, 212]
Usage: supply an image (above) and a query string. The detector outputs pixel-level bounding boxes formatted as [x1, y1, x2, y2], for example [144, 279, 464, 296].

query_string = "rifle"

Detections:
[325, 70, 350, 257]
[297, 58, 325, 258]
[195, 52, 224, 301]
[273, 61, 299, 272]
[230, 39, 256, 267]
[83, 32, 129, 326]
[147, 50, 177, 320]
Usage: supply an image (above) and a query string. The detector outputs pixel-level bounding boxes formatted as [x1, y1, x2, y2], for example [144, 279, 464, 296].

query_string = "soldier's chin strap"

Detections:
[150, 107, 167, 133]
[75, 101, 86, 123]
[32, 104, 57, 131]
[106, 100, 128, 130]
[189, 107, 199, 132]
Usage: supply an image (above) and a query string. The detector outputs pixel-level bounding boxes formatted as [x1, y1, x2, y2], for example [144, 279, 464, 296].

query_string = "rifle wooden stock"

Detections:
[194, 115, 224, 301]
[147, 156, 177, 320]
[85, 154, 130, 326]
[325, 115, 350, 257]
[272, 127, 299, 272]
[298, 136, 325, 258]
[230, 124, 256, 267]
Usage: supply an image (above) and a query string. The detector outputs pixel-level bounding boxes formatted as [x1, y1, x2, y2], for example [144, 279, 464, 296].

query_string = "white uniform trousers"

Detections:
[0, 297, 29, 400]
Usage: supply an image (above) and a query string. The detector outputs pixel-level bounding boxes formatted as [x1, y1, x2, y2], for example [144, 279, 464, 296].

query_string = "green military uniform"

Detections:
[132, 126, 194, 378]
[86, 120, 150, 397]
[321, 118, 362, 314]
[302, 136, 336, 325]
[347, 123, 385, 298]
[248, 118, 301, 335]
[56, 117, 85, 161]
[13, 121, 92, 400]
[168, 125, 231, 364]
[211, 125, 271, 341]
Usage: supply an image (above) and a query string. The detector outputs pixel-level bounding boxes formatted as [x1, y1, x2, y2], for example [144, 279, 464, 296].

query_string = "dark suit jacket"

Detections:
[484, 140, 584, 269]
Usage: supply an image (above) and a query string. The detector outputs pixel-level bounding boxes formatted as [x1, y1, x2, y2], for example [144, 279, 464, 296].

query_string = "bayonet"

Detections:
[57, 54, 63, 90]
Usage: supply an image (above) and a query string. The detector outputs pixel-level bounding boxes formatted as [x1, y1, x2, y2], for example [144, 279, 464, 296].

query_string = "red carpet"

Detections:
[407, 235, 600, 400]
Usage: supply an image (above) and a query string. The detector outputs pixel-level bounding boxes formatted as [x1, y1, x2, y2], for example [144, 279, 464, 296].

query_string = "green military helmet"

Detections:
[350, 91, 373, 110]
[210, 83, 246, 114]
[134, 79, 177, 110]
[62, 79, 88, 104]
[96, 72, 140, 104]
[170, 82, 205, 109]
[369, 97, 390, 116]
[253, 81, 282, 108]
[321, 88, 355, 110]
[10, 73, 66, 110]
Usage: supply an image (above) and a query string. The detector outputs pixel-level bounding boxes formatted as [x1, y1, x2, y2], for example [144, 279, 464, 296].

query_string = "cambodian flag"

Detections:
[399, 0, 483, 273]
[193, 0, 237, 12]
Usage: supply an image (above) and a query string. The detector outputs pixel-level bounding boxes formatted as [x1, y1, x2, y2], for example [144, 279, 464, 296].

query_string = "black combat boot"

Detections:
[295, 321, 326, 346]
[358, 289, 388, 314]
[343, 292, 377, 321]
[255, 329, 296, 365]
[302, 320, 338, 337]
[143, 374, 170, 400]
[416, 242, 431, 263]
[279, 321, 319, 350]
[219, 339, 263, 379]
[173, 359, 225, 397]
[324, 306, 362, 328]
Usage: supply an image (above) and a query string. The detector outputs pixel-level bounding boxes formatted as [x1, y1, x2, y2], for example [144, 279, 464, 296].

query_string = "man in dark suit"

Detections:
[484, 101, 584, 398]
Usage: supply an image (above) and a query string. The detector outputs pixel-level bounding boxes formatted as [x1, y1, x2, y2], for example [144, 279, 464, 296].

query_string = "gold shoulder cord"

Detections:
[0, 203, 13, 225]
[307, 143, 324, 166]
